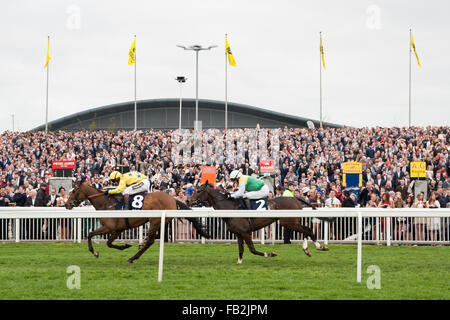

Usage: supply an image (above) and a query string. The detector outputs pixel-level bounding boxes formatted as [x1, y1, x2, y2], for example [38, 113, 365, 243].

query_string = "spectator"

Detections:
[426, 191, 441, 242]
[412, 192, 428, 241]
[0, 188, 13, 240]
[378, 192, 394, 241]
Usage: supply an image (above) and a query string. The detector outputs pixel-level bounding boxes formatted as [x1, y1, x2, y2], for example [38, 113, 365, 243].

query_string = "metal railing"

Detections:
[1, 207, 449, 282]
[0, 207, 449, 246]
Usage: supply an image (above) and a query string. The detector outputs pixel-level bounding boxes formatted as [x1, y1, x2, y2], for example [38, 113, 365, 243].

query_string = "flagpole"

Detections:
[45, 35, 49, 134]
[225, 34, 228, 131]
[134, 35, 137, 131]
[319, 32, 323, 129]
[408, 29, 412, 128]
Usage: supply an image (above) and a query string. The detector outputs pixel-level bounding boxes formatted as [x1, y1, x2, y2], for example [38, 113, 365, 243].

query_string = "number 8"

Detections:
[132, 195, 144, 209]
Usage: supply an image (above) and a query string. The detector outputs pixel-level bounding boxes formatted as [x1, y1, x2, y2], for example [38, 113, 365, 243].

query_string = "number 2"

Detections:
[256, 199, 266, 210]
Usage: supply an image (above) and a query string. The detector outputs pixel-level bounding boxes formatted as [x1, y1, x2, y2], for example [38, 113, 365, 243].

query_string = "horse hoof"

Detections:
[271, 252, 277, 257]
[237, 259, 242, 265]
[126, 259, 134, 264]
[303, 249, 312, 257]
[94, 251, 99, 258]
[319, 246, 329, 251]
[124, 244, 132, 249]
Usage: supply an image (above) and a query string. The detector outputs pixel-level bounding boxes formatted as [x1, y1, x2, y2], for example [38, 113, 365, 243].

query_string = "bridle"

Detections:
[189, 185, 208, 206]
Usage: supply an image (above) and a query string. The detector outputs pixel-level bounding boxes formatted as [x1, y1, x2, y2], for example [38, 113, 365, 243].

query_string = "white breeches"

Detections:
[244, 184, 270, 200]
[123, 179, 150, 196]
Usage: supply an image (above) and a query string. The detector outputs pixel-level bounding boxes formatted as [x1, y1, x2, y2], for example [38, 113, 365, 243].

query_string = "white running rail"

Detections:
[1, 207, 449, 283]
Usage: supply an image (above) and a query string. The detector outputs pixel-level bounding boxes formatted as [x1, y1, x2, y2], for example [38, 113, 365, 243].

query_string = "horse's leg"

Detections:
[87, 225, 109, 258]
[237, 234, 245, 264]
[242, 232, 277, 258]
[126, 219, 161, 263]
[106, 231, 132, 250]
[281, 219, 329, 257]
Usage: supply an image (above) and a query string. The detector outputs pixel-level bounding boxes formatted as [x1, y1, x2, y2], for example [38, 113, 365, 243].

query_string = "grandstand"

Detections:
[30, 98, 342, 131]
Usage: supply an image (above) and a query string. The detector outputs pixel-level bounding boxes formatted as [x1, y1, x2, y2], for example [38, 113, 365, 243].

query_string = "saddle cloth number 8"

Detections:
[131, 195, 144, 210]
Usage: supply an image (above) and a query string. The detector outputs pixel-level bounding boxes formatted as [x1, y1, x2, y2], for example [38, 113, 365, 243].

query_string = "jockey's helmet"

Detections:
[109, 171, 122, 181]
[230, 170, 242, 180]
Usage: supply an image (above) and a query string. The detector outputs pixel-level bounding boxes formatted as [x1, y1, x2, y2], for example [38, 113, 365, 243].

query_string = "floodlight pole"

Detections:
[408, 29, 412, 128]
[177, 44, 217, 130]
[176, 76, 187, 130]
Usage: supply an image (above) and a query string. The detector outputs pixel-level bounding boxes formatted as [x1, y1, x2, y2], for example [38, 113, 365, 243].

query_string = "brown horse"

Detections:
[187, 183, 328, 264]
[65, 178, 210, 263]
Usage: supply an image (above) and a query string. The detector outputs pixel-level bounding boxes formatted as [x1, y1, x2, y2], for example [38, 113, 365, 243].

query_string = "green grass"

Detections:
[0, 242, 449, 300]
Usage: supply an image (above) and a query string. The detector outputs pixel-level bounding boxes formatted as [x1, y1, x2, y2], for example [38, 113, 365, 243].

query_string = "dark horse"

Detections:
[188, 183, 328, 264]
[66, 178, 210, 263]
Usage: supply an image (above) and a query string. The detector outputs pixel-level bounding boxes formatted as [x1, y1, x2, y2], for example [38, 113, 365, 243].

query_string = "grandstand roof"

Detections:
[31, 98, 342, 131]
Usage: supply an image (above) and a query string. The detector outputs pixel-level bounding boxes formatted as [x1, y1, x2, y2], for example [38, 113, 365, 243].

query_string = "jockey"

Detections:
[228, 170, 269, 209]
[105, 171, 150, 209]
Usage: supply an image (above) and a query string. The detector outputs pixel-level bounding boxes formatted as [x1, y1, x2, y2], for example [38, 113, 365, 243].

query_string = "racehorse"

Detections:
[187, 183, 328, 264]
[65, 178, 211, 263]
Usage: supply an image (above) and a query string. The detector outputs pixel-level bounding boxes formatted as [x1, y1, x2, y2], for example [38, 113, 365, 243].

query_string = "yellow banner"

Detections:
[225, 36, 236, 67]
[44, 38, 51, 68]
[128, 38, 136, 65]
[320, 34, 325, 70]
[343, 162, 362, 174]
[411, 32, 421, 67]
[410, 162, 426, 178]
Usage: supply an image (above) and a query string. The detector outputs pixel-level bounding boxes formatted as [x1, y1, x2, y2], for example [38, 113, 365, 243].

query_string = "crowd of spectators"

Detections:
[0, 126, 449, 241]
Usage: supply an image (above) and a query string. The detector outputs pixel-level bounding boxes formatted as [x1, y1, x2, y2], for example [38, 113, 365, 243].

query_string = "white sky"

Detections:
[1, 0, 449, 132]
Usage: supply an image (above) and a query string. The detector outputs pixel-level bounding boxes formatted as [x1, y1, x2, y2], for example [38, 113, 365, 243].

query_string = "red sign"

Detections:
[260, 159, 275, 173]
[52, 160, 76, 169]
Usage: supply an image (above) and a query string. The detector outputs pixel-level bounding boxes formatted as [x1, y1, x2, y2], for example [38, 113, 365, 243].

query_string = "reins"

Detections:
[88, 192, 106, 199]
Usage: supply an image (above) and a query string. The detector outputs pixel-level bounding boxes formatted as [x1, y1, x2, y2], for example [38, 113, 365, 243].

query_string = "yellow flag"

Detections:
[128, 38, 136, 65]
[320, 34, 326, 70]
[411, 32, 421, 67]
[44, 38, 51, 68]
[225, 36, 236, 67]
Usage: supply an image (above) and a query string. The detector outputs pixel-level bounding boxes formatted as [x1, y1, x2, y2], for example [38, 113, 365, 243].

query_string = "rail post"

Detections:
[261, 226, 265, 245]
[386, 216, 391, 247]
[158, 211, 166, 282]
[201, 217, 206, 244]
[15, 218, 20, 242]
[357, 211, 362, 283]
[324, 221, 329, 245]
[77, 218, 82, 243]
[138, 225, 143, 245]
[271, 223, 275, 245]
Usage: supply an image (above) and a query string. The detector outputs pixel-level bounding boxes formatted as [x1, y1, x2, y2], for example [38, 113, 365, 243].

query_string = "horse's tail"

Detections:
[294, 197, 336, 223]
[175, 200, 212, 239]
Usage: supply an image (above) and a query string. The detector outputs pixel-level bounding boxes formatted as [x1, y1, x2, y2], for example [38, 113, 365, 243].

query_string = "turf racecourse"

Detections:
[0, 242, 448, 300]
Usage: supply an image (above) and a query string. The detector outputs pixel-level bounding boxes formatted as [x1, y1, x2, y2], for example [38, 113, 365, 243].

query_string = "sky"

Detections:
[1, 0, 449, 132]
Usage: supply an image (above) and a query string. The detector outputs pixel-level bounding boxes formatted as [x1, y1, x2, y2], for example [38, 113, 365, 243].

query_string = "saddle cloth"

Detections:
[129, 192, 147, 210]
[236, 198, 268, 210]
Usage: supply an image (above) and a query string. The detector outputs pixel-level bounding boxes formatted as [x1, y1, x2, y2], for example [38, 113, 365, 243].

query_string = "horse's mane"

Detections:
[80, 180, 103, 193]
[205, 184, 228, 200]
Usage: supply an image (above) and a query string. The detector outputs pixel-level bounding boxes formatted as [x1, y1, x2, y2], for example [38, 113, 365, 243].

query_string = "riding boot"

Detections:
[124, 195, 130, 210]
[237, 197, 246, 210]
[244, 198, 252, 210]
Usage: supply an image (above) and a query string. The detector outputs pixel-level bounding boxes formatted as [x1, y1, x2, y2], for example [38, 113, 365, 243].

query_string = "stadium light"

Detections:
[177, 44, 217, 130]
[175, 76, 187, 130]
